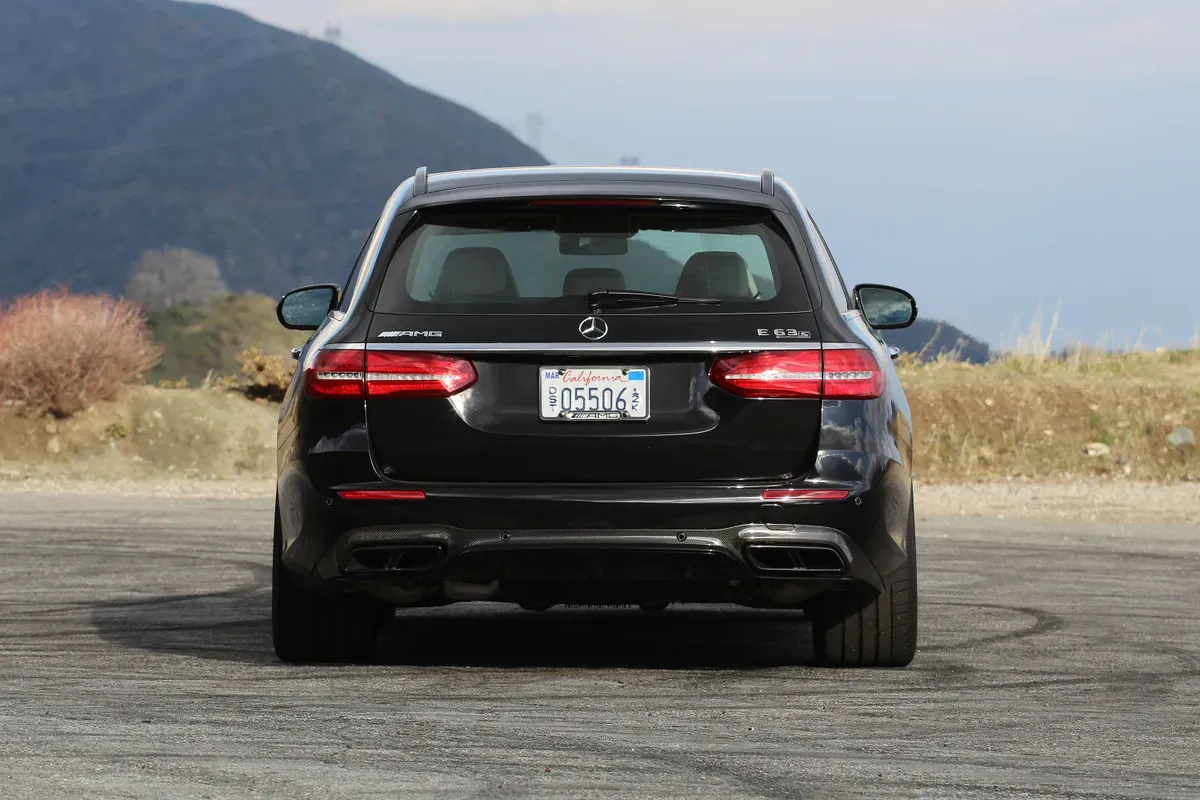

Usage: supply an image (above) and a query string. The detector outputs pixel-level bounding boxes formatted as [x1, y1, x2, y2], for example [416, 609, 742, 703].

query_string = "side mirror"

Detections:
[277, 284, 339, 330]
[853, 284, 918, 330]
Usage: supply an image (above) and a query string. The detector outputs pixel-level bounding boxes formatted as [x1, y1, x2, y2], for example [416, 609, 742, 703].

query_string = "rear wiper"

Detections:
[587, 290, 720, 312]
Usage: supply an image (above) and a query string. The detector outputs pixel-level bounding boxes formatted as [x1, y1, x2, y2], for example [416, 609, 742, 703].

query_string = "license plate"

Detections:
[539, 367, 649, 421]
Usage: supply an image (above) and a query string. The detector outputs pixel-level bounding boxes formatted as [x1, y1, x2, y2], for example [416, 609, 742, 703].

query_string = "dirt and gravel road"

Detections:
[1, 490, 1198, 799]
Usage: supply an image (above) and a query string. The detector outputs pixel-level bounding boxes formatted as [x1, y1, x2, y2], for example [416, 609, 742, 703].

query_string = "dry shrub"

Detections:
[900, 352, 1200, 482]
[0, 289, 160, 417]
[237, 347, 295, 402]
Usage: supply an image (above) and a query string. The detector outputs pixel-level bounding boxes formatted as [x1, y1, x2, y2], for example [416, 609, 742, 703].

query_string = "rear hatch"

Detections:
[358, 201, 825, 483]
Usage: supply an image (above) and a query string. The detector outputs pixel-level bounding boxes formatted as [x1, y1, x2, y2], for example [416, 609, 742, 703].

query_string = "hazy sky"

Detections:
[217, 0, 1200, 347]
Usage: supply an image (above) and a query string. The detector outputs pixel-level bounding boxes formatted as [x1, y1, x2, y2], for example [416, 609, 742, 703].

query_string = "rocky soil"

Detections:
[0, 386, 277, 481]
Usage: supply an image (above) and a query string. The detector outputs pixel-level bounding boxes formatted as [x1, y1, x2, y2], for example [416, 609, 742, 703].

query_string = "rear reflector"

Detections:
[337, 489, 426, 501]
[305, 350, 476, 398]
[761, 489, 850, 502]
[709, 349, 883, 400]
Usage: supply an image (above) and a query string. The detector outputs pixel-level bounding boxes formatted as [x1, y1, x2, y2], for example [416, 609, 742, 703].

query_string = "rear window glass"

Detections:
[371, 204, 810, 314]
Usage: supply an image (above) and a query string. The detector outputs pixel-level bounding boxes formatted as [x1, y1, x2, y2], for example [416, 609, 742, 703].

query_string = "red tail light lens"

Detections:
[365, 352, 476, 398]
[305, 350, 477, 398]
[337, 489, 426, 501]
[761, 489, 850, 501]
[821, 349, 885, 399]
[305, 349, 365, 398]
[709, 351, 823, 398]
[709, 349, 883, 400]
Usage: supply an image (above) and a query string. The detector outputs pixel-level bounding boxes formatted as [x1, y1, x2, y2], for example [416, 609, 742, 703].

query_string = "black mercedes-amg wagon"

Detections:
[272, 166, 920, 667]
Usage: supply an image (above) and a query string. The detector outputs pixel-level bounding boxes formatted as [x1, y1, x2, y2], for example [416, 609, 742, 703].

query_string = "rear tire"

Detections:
[809, 499, 918, 668]
[271, 504, 390, 664]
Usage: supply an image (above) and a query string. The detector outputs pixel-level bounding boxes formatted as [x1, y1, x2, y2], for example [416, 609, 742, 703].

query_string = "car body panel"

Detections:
[362, 311, 825, 483]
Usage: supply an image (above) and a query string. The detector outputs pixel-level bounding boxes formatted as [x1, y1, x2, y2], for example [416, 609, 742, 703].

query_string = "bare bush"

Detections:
[0, 290, 161, 417]
[125, 247, 228, 312]
[237, 347, 295, 402]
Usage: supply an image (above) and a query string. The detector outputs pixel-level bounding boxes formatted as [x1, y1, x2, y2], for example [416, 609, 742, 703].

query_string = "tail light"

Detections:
[305, 349, 365, 398]
[821, 349, 885, 399]
[709, 349, 883, 400]
[305, 350, 476, 398]
[708, 351, 822, 398]
[365, 352, 476, 398]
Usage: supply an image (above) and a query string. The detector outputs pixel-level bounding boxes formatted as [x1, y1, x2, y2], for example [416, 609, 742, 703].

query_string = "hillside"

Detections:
[0, 0, 545, 298]
[883, 318, 990, 363]
[147, 292, 306, 384]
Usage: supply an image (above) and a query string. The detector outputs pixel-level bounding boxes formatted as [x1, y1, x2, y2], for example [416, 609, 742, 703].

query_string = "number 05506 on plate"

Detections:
[539, 367, 649, 421]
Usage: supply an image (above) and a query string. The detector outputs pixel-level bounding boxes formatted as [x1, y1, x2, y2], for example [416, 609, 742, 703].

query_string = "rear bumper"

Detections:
[277, 463, 913, 606]
[328, 522, 883, 588]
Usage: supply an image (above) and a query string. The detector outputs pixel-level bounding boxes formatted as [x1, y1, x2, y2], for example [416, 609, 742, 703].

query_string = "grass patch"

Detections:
[900, 350, 1199, 481]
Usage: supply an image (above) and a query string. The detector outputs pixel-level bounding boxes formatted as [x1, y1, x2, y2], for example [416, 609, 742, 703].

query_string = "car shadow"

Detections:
[381, 606, 816, 668]
[90, 587, 818, 669]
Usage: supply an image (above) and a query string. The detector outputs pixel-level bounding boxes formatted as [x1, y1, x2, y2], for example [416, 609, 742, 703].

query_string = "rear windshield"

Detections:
[371, 204, 810, 314]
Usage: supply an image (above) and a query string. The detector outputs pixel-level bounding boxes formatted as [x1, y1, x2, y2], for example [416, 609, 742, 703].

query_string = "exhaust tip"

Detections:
[348, 544, 444, 572]
[744, 544, 846, 573]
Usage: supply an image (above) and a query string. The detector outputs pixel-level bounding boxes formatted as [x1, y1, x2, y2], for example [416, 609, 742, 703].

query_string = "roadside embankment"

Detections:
[0, 385, 276, 481]
[900, 351, 1198, 482]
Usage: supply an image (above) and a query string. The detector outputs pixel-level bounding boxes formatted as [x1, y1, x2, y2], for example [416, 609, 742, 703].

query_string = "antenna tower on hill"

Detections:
[524, 112, 545, 152]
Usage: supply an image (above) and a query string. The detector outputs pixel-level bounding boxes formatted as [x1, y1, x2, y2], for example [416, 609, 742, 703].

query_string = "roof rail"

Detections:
[760, 168, 775, 197]
[413, 166, 428, 196]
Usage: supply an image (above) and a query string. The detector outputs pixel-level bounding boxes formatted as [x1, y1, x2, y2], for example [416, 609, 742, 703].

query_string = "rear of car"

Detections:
[272, 167, 918, 667]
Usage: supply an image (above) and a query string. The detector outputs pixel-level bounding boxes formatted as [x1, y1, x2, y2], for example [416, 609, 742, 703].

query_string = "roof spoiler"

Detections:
[412, 164, 776, 197]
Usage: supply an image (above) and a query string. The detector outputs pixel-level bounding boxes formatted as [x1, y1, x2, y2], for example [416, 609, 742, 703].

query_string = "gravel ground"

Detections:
[0, 476, 276, 499]
[0, 491, 1197, 798]
[915, 481, 1200, 524]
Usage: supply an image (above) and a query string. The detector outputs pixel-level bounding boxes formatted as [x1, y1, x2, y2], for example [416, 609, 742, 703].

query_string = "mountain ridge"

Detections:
[883, 318, 991, 363]
[0, 0, 546, 297]
[0, 1, 992, 359]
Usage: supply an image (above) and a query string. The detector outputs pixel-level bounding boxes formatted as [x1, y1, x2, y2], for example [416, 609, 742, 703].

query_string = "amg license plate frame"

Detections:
[538, 366, 649, 421]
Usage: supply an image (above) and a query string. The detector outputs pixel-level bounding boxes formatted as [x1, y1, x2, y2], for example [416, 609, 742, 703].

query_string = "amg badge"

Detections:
[377, 330, 443, 338]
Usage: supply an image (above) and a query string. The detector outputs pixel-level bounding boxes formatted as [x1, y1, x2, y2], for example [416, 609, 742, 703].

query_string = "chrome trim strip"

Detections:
[324, 341, 866, 354]
[341, 181, 413, 326]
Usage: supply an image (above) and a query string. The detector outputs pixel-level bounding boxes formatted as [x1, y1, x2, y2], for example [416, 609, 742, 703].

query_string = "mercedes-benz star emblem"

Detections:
[578, 316, 608, 341]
